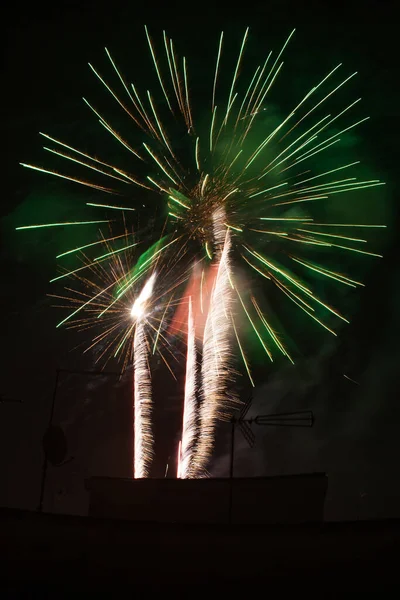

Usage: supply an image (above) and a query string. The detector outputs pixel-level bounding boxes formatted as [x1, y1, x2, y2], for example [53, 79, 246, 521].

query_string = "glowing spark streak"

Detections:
[180, 298, 198, 478]
[83, 101, 143, 159]
[246, 63, 342, 168]
[113, 168, 152, 190]
[241, 56, 270, 123]
[157, 347, 178, 381]
[251, 297, 293, 362]
[94, 241, 139, 261]
[344, 374, 359, 385]
[236, 288, 273, 361]
[273, 278, 315, 312]
[201, 174, 209, 197]
[242, 61, 284, 143]
[170, 39, 187, 123]
[205, 242, 212, 260]
[286, 71, 358, 136]
[114, 323, 135, 358]
[236, 64, 261, 126]
[261, 131, 319, 176]
[105, 47, 137, 107]
[143, 143, 178, 185]
[272, 279, 337, 335]
[294, 118, 370, 163]
[137, 237, 181, 272]
[294, 162, 360, 186]
[259, 217, 313, 221]
[295, 179, 369, 194]
[328, 243, 383, 258]
[265, 28, 295, 90]
[226, 27, 249, 124]
[16, 220, 109, 231]
[56, 277, 118, 328]
[250, 229, 288, 236]
[101, 124, 140, 160]
[152, 297, 173, 354]
[87, 203, 136, 211]
[147, 91, 175, 158]
[279, 62, 343, 141]
[249, 28, 295, 119]
[39, 132, 127, 170]
[144, 25, 173, 111]
[130, 84, 159, 136]
[133, 320, 153, 478]
[195, 137, 200, 170]
[286, 234, 331, 247]
[212, 32, 224, 111]
[326, 182, 385, 194]
[278, 268, 349, 322]
[268, 178, 356, 198]
[311, 99, 363, 140]
[210, 106, 217, 152]
[290, 256, 363, 287]
[221, 188, 239, 203]
[297, 229, 367, 243]
[56, 233, 129, 258]
[163, 31, 182, 113]
[260, 114, 331, 177]
[297, 306, 338, 336]
[19, 163, 114, 193]
[168, 195, 189, 209]
[147, 176, 168, 192]
[88, 63, 143, 129]
[249, 182, 287, 198]
[244, 247, 311, 294]
[224, 223, 243, 232]
[42, 147, 129, 184]
[307, 223, 386, 228]
[241, 254, 271, 280]
[183, 57, 193, 130]
[50, 260, 110, 283]
[231, 314, 254, 387]
[195, 231, 234, 475]
[282, 138, 341, 170]
[310, 180, 382, 194]
[223, 92, 238, 126]
[272, 195, 328, 208]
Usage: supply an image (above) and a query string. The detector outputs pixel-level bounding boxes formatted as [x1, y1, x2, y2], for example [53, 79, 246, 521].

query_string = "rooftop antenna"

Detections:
[228, 394, 314, 521]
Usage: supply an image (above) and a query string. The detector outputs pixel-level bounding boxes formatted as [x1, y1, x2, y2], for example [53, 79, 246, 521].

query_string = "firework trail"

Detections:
[180, 296, 199, 478]
[193, 228, 236, 475]
[133, 319, 153, 477]
[132, 273, 156, 477]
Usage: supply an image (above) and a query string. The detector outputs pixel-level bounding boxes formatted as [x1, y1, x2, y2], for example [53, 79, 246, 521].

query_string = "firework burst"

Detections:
[19, 26, 385, 475]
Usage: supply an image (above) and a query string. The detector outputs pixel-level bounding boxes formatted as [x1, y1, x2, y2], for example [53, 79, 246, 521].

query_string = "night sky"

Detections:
[1, 0, 399, 520]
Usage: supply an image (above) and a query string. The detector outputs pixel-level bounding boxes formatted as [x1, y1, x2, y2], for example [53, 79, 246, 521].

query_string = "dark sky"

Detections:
[1, 0, 399, 520]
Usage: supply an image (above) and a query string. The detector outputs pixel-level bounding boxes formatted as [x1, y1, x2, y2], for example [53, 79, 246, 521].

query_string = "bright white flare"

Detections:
[131, 273, 156, 319]
[180, 297, 199, 478]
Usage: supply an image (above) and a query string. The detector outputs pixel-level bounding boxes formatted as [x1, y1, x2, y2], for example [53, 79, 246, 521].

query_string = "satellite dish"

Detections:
[42, 425, 68, 466]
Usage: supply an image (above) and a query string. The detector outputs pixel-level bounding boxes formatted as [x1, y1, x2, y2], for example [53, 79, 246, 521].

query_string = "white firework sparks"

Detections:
[133, 274, 156, 478]
[180, 296, 199, 478]
[193, 228, 236, 475]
